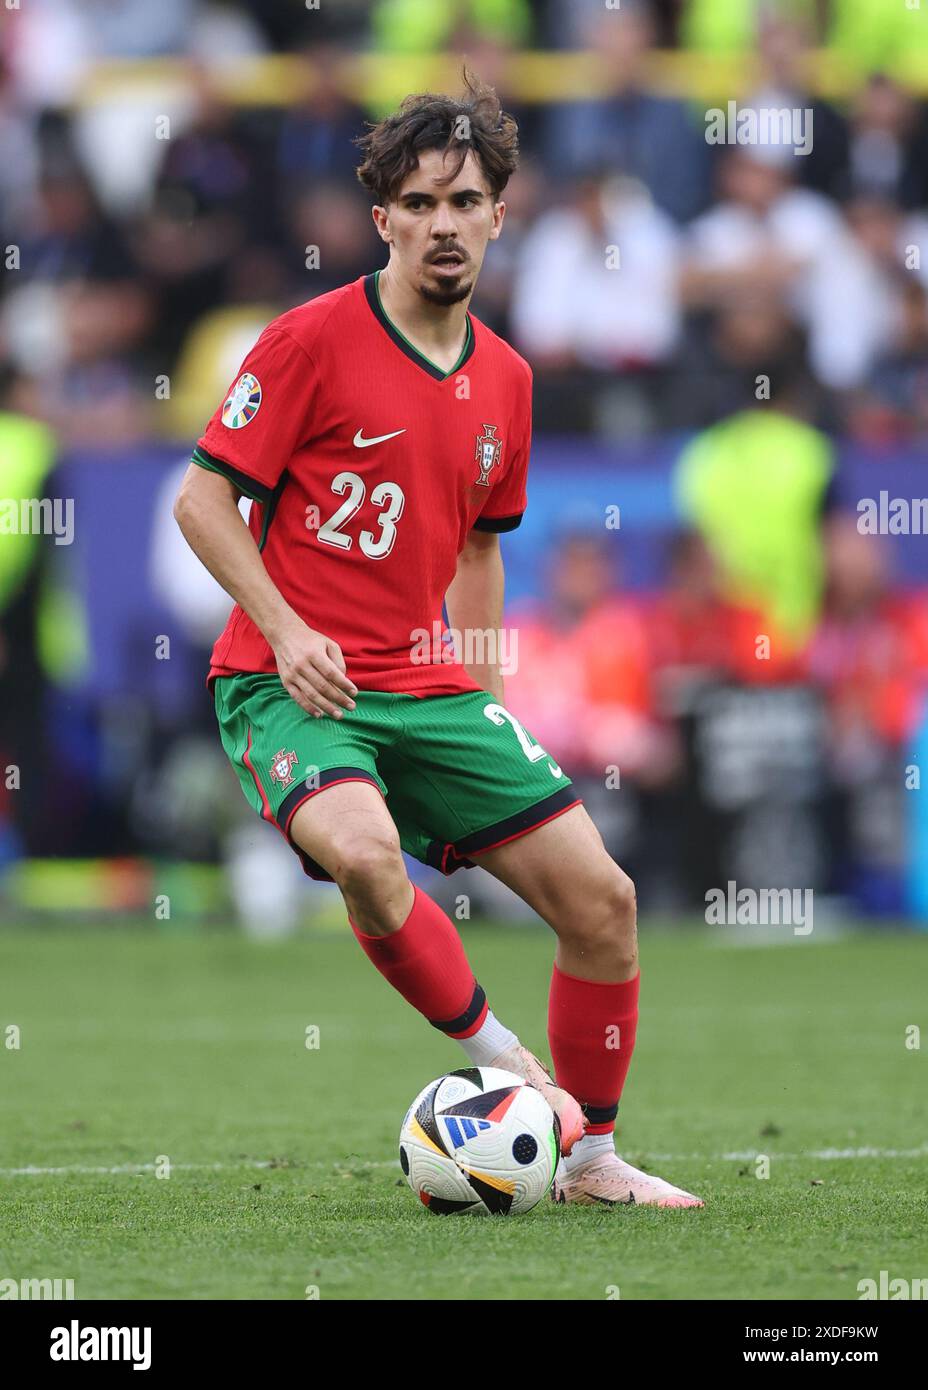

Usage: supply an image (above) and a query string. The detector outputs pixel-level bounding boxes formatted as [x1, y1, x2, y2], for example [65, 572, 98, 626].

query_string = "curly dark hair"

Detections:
[355, 70, 519, 205]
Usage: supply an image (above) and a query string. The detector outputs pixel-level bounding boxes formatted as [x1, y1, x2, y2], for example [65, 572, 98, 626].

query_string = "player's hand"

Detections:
[273, 618, 358, 719]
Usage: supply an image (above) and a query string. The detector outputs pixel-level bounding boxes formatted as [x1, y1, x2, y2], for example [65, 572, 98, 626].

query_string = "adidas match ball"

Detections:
[399, 1066, 560, 1215]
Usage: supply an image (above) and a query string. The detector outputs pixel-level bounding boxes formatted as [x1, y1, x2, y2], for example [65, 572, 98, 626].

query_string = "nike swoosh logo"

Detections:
[353, 428, 406, 448]
[548, 761, 563, 778]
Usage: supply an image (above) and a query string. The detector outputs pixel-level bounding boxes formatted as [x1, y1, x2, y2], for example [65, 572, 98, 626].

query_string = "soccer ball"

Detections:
[399, 1066, 560, 1215]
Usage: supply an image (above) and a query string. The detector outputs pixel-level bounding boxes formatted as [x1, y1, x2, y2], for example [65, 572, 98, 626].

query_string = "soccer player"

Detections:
[173, 76, 702, 1207]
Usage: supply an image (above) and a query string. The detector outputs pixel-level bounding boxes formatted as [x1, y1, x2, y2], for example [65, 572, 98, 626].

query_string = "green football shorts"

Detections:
[213, 672, 580, 880]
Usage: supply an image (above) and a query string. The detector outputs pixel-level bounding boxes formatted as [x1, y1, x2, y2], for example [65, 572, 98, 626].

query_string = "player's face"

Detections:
[374, 148, 505, 306]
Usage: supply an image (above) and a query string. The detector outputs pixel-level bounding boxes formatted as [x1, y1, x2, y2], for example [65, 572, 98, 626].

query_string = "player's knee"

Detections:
[333, 834, 406, 904]
[609, 865, 637, 932]
[567, 862, 637, 970]
[606, 866, 638, 970]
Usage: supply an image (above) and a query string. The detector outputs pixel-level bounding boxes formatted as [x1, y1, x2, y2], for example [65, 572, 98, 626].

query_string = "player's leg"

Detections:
[214, 674, 583, 1145]
[477, 804, 703, 1207]
[287, 784, 582, 1147]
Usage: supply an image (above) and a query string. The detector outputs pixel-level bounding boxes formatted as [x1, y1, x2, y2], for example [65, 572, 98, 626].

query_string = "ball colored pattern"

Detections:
[399, 1066, 558, 1216]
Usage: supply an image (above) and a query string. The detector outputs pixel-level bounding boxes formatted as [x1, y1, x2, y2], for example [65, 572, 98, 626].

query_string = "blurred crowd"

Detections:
[1, 1, 928, 443]
[2, 0, 928, 922]
[500, 511, 928, 916]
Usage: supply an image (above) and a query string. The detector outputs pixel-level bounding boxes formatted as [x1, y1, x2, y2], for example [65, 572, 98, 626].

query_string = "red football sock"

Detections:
[350, 885, 488, 1038]
[548, 965, 640, 1134]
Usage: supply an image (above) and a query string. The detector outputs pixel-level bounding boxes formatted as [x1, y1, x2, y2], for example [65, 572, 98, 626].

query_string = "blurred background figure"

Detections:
[147, 460, 315, 938]
[806, 516, 928, 914]
[543, 2, 711, 224]
[674, 377, 835, 650]
[504, 524, 678, 903]
[0, 375, 57, 875]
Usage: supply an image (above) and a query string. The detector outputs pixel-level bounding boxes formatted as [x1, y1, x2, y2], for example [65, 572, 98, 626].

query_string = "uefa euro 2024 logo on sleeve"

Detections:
[222, 373, 262, 429]
[474, 424, 502, 487]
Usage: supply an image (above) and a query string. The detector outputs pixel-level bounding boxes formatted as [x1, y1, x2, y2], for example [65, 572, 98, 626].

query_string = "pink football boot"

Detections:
[553, 1152, 704, 1207]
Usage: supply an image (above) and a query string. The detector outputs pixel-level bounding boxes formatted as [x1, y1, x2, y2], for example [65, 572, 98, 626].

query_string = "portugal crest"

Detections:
[474, 424, 502, 486]
[269, 748, 298, 788]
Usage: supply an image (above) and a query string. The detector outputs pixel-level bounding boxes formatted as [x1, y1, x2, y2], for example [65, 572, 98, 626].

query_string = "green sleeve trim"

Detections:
[192, 446, 272, 504]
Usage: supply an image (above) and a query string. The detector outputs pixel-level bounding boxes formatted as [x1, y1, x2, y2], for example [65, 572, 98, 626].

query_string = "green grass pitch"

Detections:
[1, 921, 926, 1300]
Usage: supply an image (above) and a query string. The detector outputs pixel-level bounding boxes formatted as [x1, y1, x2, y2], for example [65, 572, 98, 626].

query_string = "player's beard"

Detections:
[419, 272, 473, 307]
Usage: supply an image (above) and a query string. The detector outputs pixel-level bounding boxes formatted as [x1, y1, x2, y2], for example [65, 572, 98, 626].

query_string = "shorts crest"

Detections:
[269, 748, 299, 787]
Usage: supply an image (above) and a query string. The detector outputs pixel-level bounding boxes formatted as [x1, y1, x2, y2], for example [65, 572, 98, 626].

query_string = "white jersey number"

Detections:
[483, 703, 563, 778]
[317, 471, 405, 560]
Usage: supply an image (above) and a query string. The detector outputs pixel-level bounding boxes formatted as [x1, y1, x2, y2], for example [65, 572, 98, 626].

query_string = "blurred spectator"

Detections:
[842, 75, 928, 211]
[746, 13, 850, 200]
[10, 157, 136, 289]
[674, 396, 835, 648]
[1, 154, 155, 446]
[504, 528, 674, 784]
[0, 54, 40, 236]
[805, 515, 928, 910]
[842, 198, 928, 442]
[504, 524, 678, 891]
[277, 45, 369, 189]
[135, 64, 276, 364]
[666, 294, 818, 430]
[543, 3, 711, 223]
[282, 179, 377, 300]
[648, 531, 801, 716]
[807, 517, 928, 756]
[542, 0, 615, 49]
[33, 280, 155, 447]
[472, 158, 543, 334]
[510, 172, 680, 371]
[682, 149, 900, 390]
[148, 457, 310, 936]
[0, 378, 56, 869]
[645, 528, 820, 906]
[855, 276, 928, 443]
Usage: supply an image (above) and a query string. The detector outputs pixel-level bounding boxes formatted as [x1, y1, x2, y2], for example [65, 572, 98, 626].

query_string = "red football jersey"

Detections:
[194, 272, 532, 696]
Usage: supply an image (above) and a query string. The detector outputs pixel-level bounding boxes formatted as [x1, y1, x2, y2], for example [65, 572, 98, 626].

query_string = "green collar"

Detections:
[365, 270, 475, 381]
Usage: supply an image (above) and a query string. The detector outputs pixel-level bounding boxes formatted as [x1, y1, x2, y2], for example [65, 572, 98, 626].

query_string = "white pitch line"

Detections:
[1, 1146, 926, 1178]
[719, 1146, 928, 1161]
[0, 1161, 280, 1177]
[642, 1147, 928, 1162]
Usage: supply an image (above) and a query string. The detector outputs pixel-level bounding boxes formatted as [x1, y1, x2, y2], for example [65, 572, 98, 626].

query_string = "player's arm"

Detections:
[173, 463, 357, 719]
[445, 528, 506, 704]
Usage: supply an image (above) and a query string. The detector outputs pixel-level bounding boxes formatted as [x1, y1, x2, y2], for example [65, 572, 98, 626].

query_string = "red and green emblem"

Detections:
[269, 748, 299, 788]
[474, 424, 502, 486]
